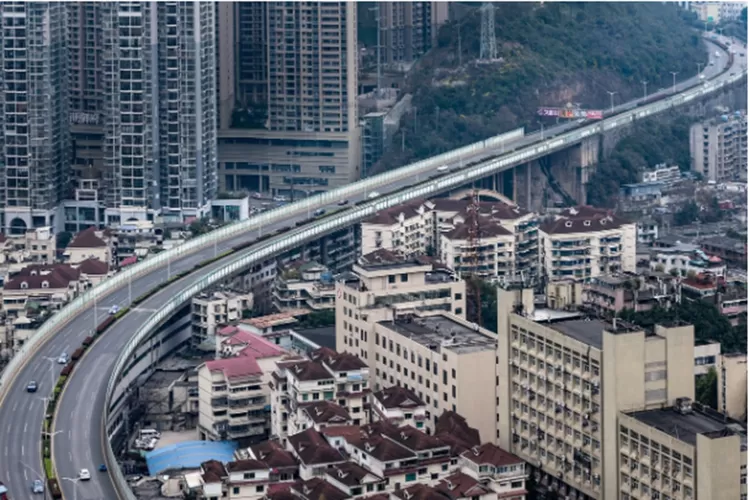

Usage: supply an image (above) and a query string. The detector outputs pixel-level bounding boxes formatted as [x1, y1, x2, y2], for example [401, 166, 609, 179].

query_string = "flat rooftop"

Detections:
[546, 316, 610, 350]
[379, 315, 496, 355]
[629, 407, 747, 449]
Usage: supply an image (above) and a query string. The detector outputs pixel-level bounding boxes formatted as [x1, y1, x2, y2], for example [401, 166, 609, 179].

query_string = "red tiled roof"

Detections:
[120, 255, 138, 267]
[311, 347, 368, 371]
[292, 478, 349, 500]
[287, 428, 345, 466]
[200, 459, 227, 483]
[326, 462, 377, 487]
[205, 356, 262, 380]
[461, 442, 524, 468]
[77, 257, 109, 275]
[287, 360, 334, 382]
[435, 411, 481, 448]
[373, 385, 425, 409]
[68, 227, 107, 248]
[382, 425, 449, 452]
[393, 484, 447, 500]
[301, 400, 352, 424]
[541, 205, 630, 234]
[435, 472, 490, 500]
[226, 459, 267, 473]
[5, 264, 80, 290]
[249, 440, 298, 469]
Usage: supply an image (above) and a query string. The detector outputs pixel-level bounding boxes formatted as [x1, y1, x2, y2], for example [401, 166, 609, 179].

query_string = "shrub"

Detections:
[60, 364, 73, 377]
[71, 348, 84, 361]
[96, 316, 115, 334]
[48, 478, 62, 499]
[82, 336, 94, 347]
[43, 457, 54, 477]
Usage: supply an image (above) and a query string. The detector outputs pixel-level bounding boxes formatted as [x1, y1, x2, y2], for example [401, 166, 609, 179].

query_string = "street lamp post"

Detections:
[42, 357, 57, 389]
[641, 80, 648, 100]
[670, 71, 679, 93]
[537, 121, 545, 140]
[606, 91, 617, 113]
[21, 461, 48, 500]
[696, 62, 703, 76]
[62, 477, 81, 500]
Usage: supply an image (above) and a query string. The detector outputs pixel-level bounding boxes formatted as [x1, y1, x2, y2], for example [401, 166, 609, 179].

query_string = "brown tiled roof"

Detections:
[200, 459, 227, 483]
[373, 385, 425, 409]
[444, 217, 512, 240]
[301, 400, 352, 424]
[393, 484, 448, 500]
[363, 199, 424, 225]
[249, 440, 298, 469]
[349, 432, 415, 463]
[326, 462, 378, 487]
[68, 227, 107, 248]
[266, 482, 297, 500]
[435, 411, 481, 448]
[77, 257, 109, 275]
[382, 425, 449, 452]
[287, 428, 345, 466]
[541, 205, 630, 234]
[430, 198, 529, 219]
[287, 360, 334, 382]
[434, 432, 473, 456]
[293, 478, 349, 500]
[362, 495, 391, 500]
[435, 472, 490, 500]
[5, 264, 80, 290]
[225, 459, 266, 473]
[311, 347, 368, 371]
[461, 442, 524, 468]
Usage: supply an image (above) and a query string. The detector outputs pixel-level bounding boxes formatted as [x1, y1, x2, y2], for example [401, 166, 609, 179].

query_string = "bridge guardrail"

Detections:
[102, 50, 747, 498]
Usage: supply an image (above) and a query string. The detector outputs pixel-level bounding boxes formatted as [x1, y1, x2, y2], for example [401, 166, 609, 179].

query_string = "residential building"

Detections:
[377, 2, 448, 69]
[693, 340, 722, 376]
[583, 273, 681, 316]
[456, 443, 528, 499]
[717, 353, 748, 420]
[641, 163, 682, 185]
[270, 347, 369, 442]
[361, 198, 540, 281]
[496, 281, 746, 500]
[272, 261, 336, 314]
[540, 206, 636, 282]
[2, 264, 81, 317]
[649, 246, 727, 278]
[700, 235, 747, 267]
[335, 248, 467, 359]
[0, 2, 69, 232]
[216, 2, 361, 197]
[619, 401, 746, 500]
[636, 218, 659, 245]
[681, 273, 747, 324]
[372, 386, 429, 434]
[110, 220, 164, 261]
[191, 289, 254, 347]
[197, 331, 286, 443]
[0, 227, 56, 269]
[618, 183, 664, 214]
[360, 93, 413, 178]
[690, 111, 748, 183]
[63, 227, 114, 266]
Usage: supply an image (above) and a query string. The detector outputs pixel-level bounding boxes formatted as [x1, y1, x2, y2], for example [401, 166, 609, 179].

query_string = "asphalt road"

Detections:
[0, 36, 742, 500]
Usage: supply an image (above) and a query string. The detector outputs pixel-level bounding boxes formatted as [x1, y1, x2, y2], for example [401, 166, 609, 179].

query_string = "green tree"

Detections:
[674, 201, 700, 226]
[696, 367, 718, 409]
[56, 231, 73, 249]
[466, 278, 498, 332]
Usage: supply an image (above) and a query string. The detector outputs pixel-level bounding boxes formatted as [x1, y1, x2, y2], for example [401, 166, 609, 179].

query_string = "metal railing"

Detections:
[101, 58, 746, 498]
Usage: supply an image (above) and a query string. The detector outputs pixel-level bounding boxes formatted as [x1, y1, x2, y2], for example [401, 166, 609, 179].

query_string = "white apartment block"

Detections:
[690, 111, 748, 183]
[540, 206, 636, 282]
[198, 332, 286, 443]
[496, 282, 746, 500]
[191, 289, 254, 347]
[0, 228, 56, 269]
[361, 198, 541, 281]
[272, 261, 336, 313]
[335, 249, 467, 360]
[641, 163, 682, 186]
[270, 347, 369, 444]
[0, 2, 69, 232]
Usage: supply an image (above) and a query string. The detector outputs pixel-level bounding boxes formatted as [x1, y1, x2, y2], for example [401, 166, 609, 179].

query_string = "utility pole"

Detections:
[606, 91, 616, 113]
[670, 71, 679, 93]
[457, 22, 462, 67]
[479, 3, 498, 61]
[371, 4, 382, 98]
[641, 80, 648, 100]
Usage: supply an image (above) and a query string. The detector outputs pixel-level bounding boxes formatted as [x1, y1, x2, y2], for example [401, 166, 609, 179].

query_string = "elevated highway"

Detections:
[0, 35, 743, 500]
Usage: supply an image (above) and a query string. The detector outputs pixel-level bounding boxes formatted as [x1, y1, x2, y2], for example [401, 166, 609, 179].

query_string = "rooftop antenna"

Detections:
[479, 3, 498, 61]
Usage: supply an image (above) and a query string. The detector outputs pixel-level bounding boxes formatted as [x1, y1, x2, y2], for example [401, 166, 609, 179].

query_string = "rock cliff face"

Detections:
[373, 2, 706, 175]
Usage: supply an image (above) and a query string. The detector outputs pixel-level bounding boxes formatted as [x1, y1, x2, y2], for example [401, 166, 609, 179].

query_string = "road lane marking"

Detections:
[21, 444, 24, 456]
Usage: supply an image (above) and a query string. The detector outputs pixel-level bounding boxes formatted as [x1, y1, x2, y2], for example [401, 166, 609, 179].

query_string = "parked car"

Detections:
[79, 469, 91, 481]
[26, 381, 37, 393]
[32, 479, 44, 494]
[57, 352, 69, 364]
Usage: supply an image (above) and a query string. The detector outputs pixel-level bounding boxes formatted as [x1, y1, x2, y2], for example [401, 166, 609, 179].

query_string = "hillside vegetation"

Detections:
[374, 2, 707, 174]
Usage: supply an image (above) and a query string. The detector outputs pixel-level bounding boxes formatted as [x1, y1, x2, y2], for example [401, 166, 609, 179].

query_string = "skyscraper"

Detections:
[217, 2, 360, 197]
[0, 2, 69, 233]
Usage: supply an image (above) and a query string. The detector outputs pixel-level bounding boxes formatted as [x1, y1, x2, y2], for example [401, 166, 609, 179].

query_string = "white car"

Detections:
[367, 191, 380, 199]
[437, 165, 449, 172]
[108, 305, 120, 315]
[79, 469, 91, 481]
[57, 353, 69, 365]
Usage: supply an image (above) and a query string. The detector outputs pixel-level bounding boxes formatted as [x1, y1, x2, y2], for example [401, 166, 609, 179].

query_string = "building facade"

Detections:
[690, 111, 748, 183]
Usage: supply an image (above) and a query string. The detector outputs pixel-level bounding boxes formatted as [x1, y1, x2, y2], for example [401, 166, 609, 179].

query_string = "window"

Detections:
[232, 487, 240, 495]
[405, 473, 417, 482]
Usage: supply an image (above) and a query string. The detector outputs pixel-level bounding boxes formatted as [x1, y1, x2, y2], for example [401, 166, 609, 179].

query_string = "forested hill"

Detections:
[373, 2, 707, 174]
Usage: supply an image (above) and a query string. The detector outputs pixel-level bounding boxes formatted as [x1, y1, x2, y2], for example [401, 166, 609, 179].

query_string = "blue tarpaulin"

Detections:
[145, 441, 238, 475]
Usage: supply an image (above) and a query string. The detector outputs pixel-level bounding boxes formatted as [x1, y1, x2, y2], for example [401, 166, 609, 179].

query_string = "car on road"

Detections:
[109, 305, 120, 315]
[79, 469, 91, 481]
[437, 165, 449, 173]
[99, 464, 108, 472]
[272, 195, 287, 202]
[57, 352, 68, 364]
[26, 380, 37, 393]
[368, 191, 380, 199]
[313, 208, 325, 217]
[251, 192, 261, 199]
[337, 199, 349, 206]
[32, 479, 44, 494]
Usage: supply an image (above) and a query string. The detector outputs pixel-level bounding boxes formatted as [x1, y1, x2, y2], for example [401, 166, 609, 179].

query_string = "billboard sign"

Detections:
[537, 107, 603, 120]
